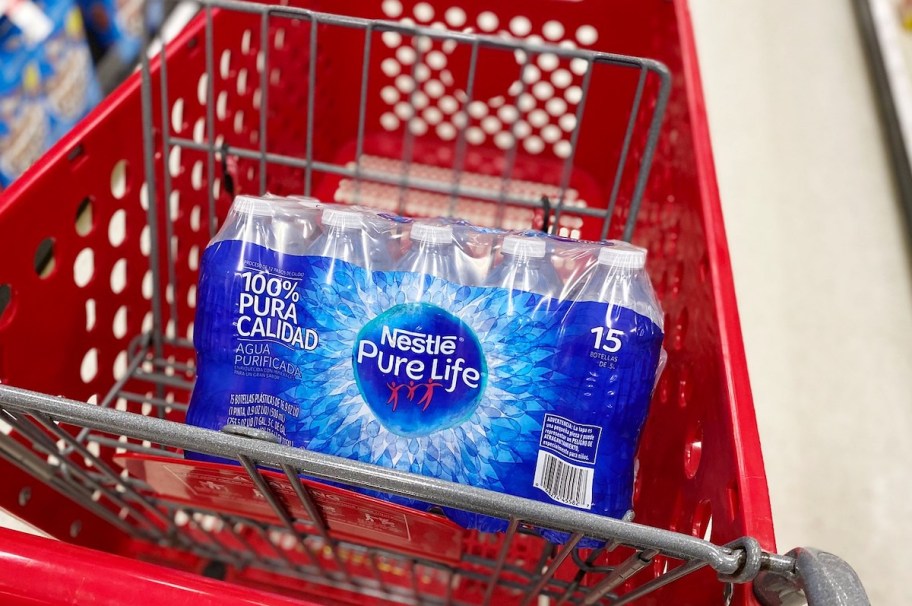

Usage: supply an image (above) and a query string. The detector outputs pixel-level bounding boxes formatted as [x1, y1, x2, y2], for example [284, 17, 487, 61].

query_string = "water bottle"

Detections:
[532, 240, 664, 548]
[271, 197, 323, 255]
[213, 195, 324, 256]
[573, 242, 663, 328]
[397, 223, 464, 279]
[307, 207, 369, 275]
[485, 235, 562, 297]
[363, 212, 406, 271]
[211, 195, 287, 251]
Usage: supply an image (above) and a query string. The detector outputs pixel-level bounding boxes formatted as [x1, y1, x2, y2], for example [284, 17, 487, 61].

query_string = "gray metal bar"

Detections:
[0, 433, 145, 539]
[622, 66, 671, 242]
[75, 334, 151, 444]
[158, 42, 180, 334]
[250, 521, 303, 571]
[184, 512, 249, 568]
[168, 137, 615, 218]
[353, 23, 374, 204]
[160, 503, 284, 569]
[551, 60, 594, 231]
[481, 517, 519, 606]
[159, 491, 488, 594]
[398, 33, 426, 214]
[580, 549, 658, 605]
[304, 14, 318, 196]
[31, 413, 182, 536]
[754, 548, 870, 606]
[495, 52, 532, 227]
[763, 552, 799, 576]
[198, 508, 443, 605]
[167, 512, 424, 605]
[601, 67, 647, 241]
[1, 411, 168, 540]
[150, 358, 195, 374]
[138, 23, 165, 359]
[0, 385, 746, 575]
[280, 463, 355, 583]
[132, 370, 195, 390]
[555, 511, 635, 606]
[197, 0, 652, 70]
[205, 5, 218, 237]
[259, 10, 270, 194]
[237, 455, 328, 575]
[218, 514, 261, 566]
[463, 552, 540, 584]
[447, 40, 479, 216]
[610, 559, 706, 606]
[164, 336, 196, 349]
[518, 533, 584, 606]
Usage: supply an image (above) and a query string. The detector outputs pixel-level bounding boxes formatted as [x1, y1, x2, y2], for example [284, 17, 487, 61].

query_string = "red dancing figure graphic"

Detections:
[416, 380, 443, 411]
[405, 380, 420, 401]
[386, 381, 407, 411]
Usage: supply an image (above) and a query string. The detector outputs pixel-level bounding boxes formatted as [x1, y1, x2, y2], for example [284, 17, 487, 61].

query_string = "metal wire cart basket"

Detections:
[0, 0, 869, 604]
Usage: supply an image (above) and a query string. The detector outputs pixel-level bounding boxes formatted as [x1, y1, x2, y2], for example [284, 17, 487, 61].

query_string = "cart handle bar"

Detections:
[0, 384, 870, 604]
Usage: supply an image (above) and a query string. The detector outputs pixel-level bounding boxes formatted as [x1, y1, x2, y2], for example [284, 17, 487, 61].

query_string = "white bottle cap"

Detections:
[411, 223, 453, 244]
[502, 235, 547, 258]
[322, 207, 362, 229]
[597, 243, 647, 269]
[232, 195, 275, 217]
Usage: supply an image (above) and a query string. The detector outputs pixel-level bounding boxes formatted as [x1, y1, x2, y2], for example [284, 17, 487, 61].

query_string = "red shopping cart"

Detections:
[0, 0, 868, 604]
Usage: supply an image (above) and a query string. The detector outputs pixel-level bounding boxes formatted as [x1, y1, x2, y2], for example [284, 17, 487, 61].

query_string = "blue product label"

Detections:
[188, 240, 663, 524]
[41, 5, 102, 140]
[0, 23, 52, 186]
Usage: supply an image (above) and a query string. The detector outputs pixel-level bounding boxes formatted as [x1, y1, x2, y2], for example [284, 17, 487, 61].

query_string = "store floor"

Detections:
[690, 1, 912, 603]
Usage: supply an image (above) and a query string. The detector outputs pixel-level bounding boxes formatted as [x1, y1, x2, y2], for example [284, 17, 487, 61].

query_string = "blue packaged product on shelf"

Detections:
[187, 196, 665, 539]
[41, 0, 102, 140]
[0, 0, 100, 186]
[77, 0, 163, 63]
[0, 32, 50, 188]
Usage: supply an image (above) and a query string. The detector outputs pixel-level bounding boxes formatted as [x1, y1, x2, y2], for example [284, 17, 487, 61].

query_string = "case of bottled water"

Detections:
[187, 195, 665, 539]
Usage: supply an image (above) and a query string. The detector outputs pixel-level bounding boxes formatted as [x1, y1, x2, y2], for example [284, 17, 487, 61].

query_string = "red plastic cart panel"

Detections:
[118, 453, 464, 563]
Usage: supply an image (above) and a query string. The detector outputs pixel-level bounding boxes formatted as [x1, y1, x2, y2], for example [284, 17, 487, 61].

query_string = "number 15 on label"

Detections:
[590, 327, 623, 352]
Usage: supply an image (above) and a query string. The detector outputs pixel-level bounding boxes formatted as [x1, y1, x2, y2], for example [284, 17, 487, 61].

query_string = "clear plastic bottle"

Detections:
[484, 235, 563, 298]
[362, 212, 405, 271]
[396, 223, 468, 301]
[397, 223, 464, 279]
[307, 207, 369, 265]
[569, 242, 663, 328]
[212, 195, 325, 256]
[212, 195, 277, 249]
[272, 197, 323, 255]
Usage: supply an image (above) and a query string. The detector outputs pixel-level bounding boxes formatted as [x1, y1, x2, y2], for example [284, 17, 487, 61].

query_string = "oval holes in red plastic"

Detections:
[110, 160, 129, 200]
[683, 422, 703, 480]
[0, 284, 12, 327]
[34, 238, 56, 279]
[75, 197, 94, 236]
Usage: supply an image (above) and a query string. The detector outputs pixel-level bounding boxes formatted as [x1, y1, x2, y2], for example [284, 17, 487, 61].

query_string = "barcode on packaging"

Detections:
[533, 450, 594, 509]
